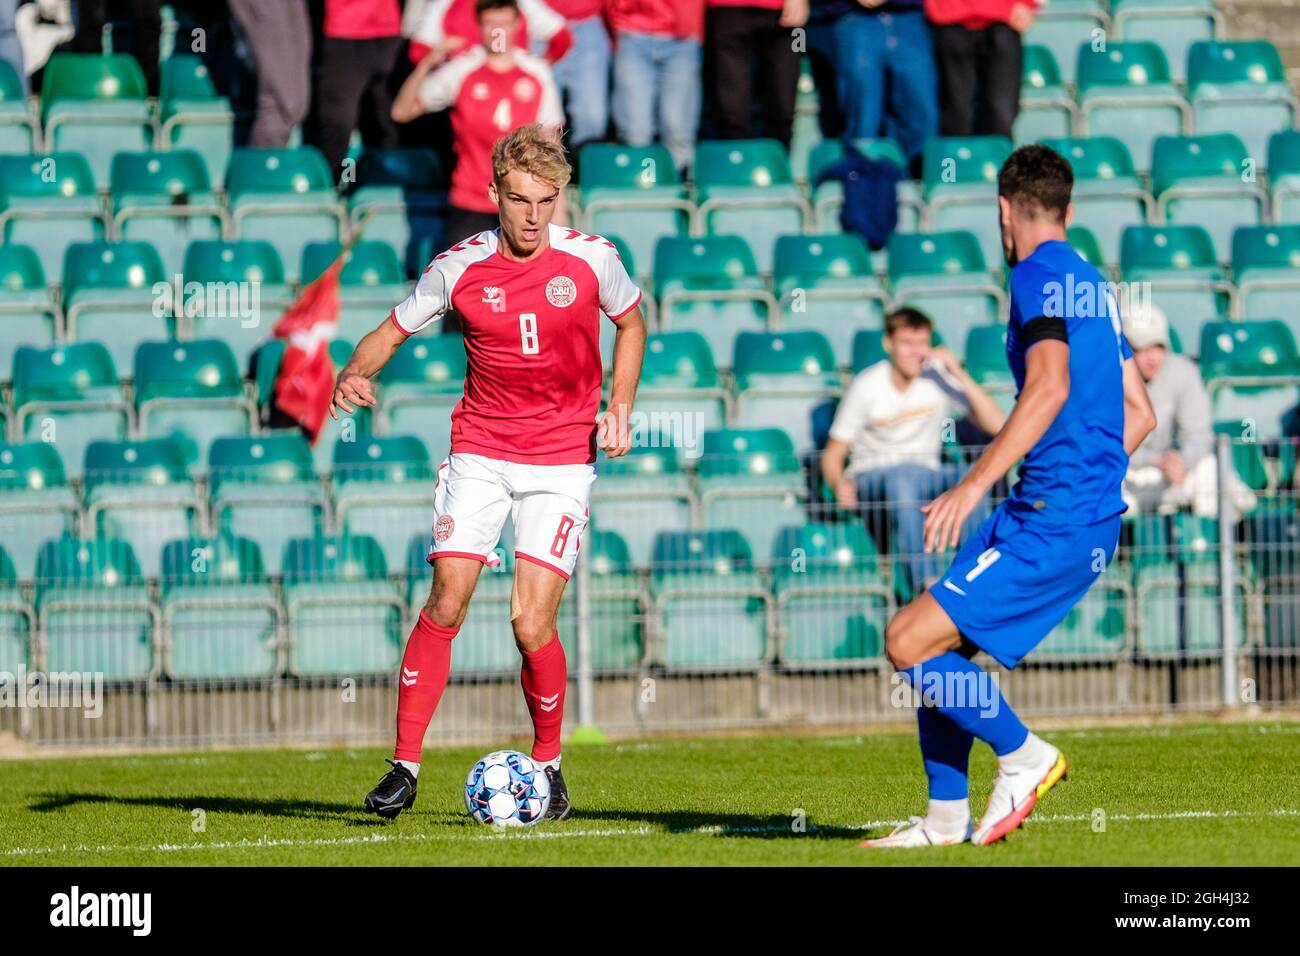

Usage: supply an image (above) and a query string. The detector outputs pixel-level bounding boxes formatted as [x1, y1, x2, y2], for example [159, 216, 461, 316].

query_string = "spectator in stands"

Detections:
[547, 0, 611, 157]
[229, 0, 312, 147]
[1121, 301, 1254, 517]
[392, 0, 565, 242]
[926, 0, 1037, 141]
[609, 0, 706, 174]
[312, 0, 404, 181]
[408, 0, 572, 64]
[704, 0, 807, 148]
[820, 307, 1005, 593]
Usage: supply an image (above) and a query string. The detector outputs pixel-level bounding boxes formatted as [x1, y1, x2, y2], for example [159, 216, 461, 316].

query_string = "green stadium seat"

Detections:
[578, 142, 691, 281]
[41, 53, 153, 188]
[851, 327, 888, 373]
[0, 59, 35, 154]
[1212, 421, 1270, 491]
[1111, 0, 1222, 84]
[887, 230, 1003, 348]
[0, 152, 107, 280]
[63, 241, 171, 372]
[226, 147, 344, 284]
[210, 434, 326, 577]
[1267, 130, 1300, 222]
[282, 533, 403, 676]
[378, 333, 465, 465]
[134, 338, 256, 468]
[1200, 320, 1300, 436]
[692, 139, 811, 273]
[591, 445, 694, 568]
[0, 244, 58, 381]
[0, 545, 33, 672]
[963, 324, 1015, 406]
[1119, 224, 1229, 351]
[697, 428, 807, 558]
[83, 436, 202, 579]
[110, 150, 225, 277]
[806, 138, 922, 235]
[1151, 133, 1265, 263]
[1042, 137, 1152, 267]
[1245, 501, 1300, 648]
[0, 442, 79, 581]
[1016, 45, 1076, 144]
[772, 233, 886, 366]
[12, 342, 130, 482]
[636, 331, 728, 436]
[771, 522, 889, 664]
[732, 331, 840, 452]
[300, 239, 410, 343]
[1024, 0, 1108, 86]
[1076, 41, 1190, 173]
[1188, 41, 1295, 168]
[181, 239, 295, 370]
[349, 148, 448, 277]
[158, 55, 235, 187]
[1232, 225, 1300, 322]
[160, 535, 281, 678]
[36, 535, 158, 678]
[1038, 559, 1130, 656]
[333, 434, 437, 575]
[1067, 225, 1108, 272]
[653, 234, 774, 366]
[922, 136, 1013, 271]
[651, 529, 770, 668]
[555, 529, 646, 669]
[1135, 556, 1249, 654]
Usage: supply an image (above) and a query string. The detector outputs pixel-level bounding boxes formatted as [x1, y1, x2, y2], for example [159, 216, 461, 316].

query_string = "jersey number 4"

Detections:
[519, 312, 539, 355]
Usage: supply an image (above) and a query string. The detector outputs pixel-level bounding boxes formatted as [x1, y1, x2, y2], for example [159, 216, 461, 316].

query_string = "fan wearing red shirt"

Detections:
[393, 0, 567, 244]
[408, 0, 573, 64]
[331, 124, 647, 823]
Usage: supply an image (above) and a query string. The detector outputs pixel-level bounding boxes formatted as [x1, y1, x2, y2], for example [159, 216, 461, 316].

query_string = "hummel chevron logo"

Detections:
[538, 692, 560, 713]
[401, 667, 419, 687]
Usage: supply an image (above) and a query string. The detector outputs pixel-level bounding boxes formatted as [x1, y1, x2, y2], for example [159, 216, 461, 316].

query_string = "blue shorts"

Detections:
[930, 504, 1123, 669]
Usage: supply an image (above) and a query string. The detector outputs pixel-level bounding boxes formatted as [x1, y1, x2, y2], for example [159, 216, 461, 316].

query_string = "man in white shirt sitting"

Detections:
[820, 307, 1007, 594]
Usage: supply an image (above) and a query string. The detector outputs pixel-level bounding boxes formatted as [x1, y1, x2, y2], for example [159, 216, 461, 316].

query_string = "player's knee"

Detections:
[511, 614, 554, 654]
[884, 615, 922, 671]
[424, 590, 469, 630]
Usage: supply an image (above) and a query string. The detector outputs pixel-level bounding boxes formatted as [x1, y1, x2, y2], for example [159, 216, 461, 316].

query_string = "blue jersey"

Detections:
[1005, 240, 1133, 524]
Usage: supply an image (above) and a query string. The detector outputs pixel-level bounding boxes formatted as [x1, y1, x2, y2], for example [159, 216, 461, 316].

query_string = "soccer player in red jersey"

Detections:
[330, 124, 646, 820]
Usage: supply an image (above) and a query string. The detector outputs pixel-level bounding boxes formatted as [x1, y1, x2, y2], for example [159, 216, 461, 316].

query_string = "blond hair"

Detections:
[491, 124, 571, 190]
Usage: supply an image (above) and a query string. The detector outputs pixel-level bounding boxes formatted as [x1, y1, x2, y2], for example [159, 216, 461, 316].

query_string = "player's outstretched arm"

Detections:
[597, 306, 647, 458]
[328, 316, 407, 420]
[921, 340, 1071, 552]
[1121, 355, 1157, 455]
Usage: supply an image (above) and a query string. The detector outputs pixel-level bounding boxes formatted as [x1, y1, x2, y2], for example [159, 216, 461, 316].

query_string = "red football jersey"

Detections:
[390, 225, 643, 465]
[417, 47, 564, 213]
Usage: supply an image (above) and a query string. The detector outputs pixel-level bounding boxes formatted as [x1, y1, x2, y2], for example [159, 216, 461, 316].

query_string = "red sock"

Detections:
[393, 611, 455, 763]
[520, 632, 566, 763]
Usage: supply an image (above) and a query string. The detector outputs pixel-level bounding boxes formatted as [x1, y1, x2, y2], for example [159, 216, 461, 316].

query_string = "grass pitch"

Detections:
[2, 721, 1298, 866]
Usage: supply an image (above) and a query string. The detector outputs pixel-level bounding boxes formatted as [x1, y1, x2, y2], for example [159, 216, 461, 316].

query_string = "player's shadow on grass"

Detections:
[28, 791, 394, 827]
[569, 807, 869, 840]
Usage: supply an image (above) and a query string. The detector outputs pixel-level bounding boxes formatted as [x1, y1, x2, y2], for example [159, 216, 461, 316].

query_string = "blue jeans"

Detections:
[856, 462, 986, 594]
[612, 31, 701, 173]
[551, 15, 611, 150]
[833, 10, 937, 167]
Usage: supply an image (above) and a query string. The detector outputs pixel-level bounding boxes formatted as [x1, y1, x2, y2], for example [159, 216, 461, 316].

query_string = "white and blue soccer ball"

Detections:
[464, 750, 551, 826]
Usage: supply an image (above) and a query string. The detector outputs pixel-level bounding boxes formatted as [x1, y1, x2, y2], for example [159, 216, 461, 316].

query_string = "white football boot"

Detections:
[860, 815, 973, 848]
[972, 738, 1069, 846]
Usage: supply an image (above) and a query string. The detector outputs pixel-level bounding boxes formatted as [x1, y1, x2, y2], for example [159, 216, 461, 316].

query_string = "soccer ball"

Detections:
[464, 750, 551, 826]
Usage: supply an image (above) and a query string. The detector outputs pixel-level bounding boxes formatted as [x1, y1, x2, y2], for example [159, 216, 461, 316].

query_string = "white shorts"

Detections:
[427, 453, 596, 580]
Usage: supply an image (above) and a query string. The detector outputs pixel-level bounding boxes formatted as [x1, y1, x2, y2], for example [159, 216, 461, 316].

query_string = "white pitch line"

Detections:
[3, 808, 1298, 858]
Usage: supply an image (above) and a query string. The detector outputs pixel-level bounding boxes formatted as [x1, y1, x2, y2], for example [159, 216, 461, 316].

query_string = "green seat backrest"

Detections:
[642, 331, 719, 388]
[583, 529, 632, 574]
[773, 233, 871, 285]
[852, 328, 888, 373]
[134, 339, 241, 403]
[652, 528, 753, 576]
[84, 436, 189, 492]
[922, 136, 1011, 190]
[1268, 130, 1300, 178]
[41, 53, 147, 119]
[281, 533, 388, 583]
[354, 147, 447, 190]
[694, 138, 794, 189]
[226, 147, 334, 197]
[1232, 224, 1300, 274]
[579, 142, 680, 190]
[807, 138, 906, 184]
[332, 434, 432, 483]
[699, 427, 799, 477]
[653, 235, 758, 292]
[0, 546, 15, 587]
[733, 330, 836, 385]
[1120, 224, 1218, 272]
[301, 240, 404, 286]
[13, 342, 118, 404]
[772, 522, 878, 570]
[161, 535, 266, 589]
[1199, 320, 1300, 378]
[35, 535, 142, 588]
[1022, 44, 1063, 88]
[1187, 40, 1285, 93]
[381, 333, 466, 388]
[209, 434, 315, 491]
[0, 58, 23, 101]
[0, 152, 96, 202]
[965, 325, 1009, 376]
[1076, 41, 1173, 92]
[0, 441, 68, 491]
[110, 149, 212, 198]
[63, 241, 166, 296]
[1150, 133, 1248, 194]
[160, 54, 218, 102]
[1067, 225, 1106, 267]
[1040, 136, 1137, 180]
[596, 443, 680, 478]
[0, 244, 47, 291]
[888, 229, 987, 278]
[182, 240, 285, 285]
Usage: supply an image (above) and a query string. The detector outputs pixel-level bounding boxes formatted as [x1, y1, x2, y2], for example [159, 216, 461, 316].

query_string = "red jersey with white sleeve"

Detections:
[409, 0, 573, 64]
[417, 47, 564, 213]
[390, 224, 643, 465]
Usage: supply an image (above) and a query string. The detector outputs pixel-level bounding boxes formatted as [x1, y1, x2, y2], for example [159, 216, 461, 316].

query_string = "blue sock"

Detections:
[917, 703, 973, 799]
[901, 651, 1029, 757]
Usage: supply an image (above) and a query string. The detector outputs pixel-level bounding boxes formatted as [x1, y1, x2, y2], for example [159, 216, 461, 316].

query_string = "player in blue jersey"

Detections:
[863, 145, 1158, 848]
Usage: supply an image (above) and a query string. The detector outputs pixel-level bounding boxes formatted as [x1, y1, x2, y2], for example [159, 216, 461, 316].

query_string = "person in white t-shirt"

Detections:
[820, 307, 1006, 593]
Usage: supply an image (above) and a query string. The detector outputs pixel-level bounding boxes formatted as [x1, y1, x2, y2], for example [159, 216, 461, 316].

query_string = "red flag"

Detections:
[271, 259, 342, 444]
